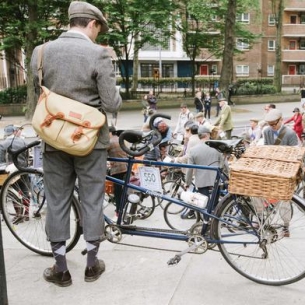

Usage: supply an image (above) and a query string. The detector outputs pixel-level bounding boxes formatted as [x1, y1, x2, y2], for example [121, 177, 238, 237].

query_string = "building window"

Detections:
[236, 65, 249, 76]
[301, 14, 305, 24]
[140, 63, 173, 78]
[236, 13, 250, 24]
[299, 65, 305, 75]
[268, 14, 275, 26]
[267, 65, 274, 76]
[300, 39, 305, 50]
[268, 40, 275, 51]
[236, 38, 249, 50]
[290, 15, 297, 24]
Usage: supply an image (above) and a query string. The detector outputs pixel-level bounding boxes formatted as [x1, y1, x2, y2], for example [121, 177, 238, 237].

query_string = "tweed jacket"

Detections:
[214, 104, 233, 131]
[263, 125, 298, 146]
[31, 31, 122, 150]
[185, 141, 223, 188]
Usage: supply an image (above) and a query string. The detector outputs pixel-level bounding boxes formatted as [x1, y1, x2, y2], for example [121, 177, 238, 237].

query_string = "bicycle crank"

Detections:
[167, 237, 207, 266]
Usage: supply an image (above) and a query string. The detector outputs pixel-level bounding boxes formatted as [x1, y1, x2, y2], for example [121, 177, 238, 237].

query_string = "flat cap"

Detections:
[4, 124, 21, 137]
[293, 107, 300, 112]
[68, 1, 109, 33]
[264, 109, 282, 122]
[198, 125, 211, 134]
[249, 118, 259, 122]
[195, 112, 204, 118]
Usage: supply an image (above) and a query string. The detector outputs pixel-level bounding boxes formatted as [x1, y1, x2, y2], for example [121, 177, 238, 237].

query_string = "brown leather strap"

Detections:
[37, 43, 47, 87]
[274, 128, 286, 145]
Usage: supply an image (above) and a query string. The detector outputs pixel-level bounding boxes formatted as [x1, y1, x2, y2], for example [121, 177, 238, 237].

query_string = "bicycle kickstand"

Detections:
[167, 240, 204, 266]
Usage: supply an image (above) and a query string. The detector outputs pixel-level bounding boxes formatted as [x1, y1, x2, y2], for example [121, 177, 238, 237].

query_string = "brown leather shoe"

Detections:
[85, 259, 105, 282]
[43, 266, 72, 287]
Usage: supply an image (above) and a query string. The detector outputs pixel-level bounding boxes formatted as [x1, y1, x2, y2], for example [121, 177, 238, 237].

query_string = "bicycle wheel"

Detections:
[0, 170, 81, 256]
[137, 193, 156, 219]
[163, 202, 200, 231]
[212, 194, 305, 285]
[159, 180, 185, 211]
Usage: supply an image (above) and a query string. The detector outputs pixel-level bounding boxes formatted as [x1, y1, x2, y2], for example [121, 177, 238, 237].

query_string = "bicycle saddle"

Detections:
[205, 139, 243, 154]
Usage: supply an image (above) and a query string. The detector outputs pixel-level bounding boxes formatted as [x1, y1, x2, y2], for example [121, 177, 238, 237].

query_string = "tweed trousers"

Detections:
[43, 149, 107, 242]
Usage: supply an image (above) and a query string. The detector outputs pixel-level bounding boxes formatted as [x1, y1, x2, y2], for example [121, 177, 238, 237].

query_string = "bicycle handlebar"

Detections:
[119, 113, 171, 157]
[8, 140, 41, 171]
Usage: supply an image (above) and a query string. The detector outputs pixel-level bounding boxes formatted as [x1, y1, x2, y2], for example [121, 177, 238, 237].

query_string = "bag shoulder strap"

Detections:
[274, 128, 286, 145]
[37, 43, 48, 87]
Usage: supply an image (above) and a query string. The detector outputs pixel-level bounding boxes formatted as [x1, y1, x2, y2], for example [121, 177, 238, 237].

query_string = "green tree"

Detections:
[96, 0, 177, 99]
[0, 0, 69, 118]
[183, 0, 259, 96]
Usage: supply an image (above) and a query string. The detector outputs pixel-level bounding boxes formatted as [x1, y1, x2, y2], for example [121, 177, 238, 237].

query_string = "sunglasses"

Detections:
[267, 118, 280, 127]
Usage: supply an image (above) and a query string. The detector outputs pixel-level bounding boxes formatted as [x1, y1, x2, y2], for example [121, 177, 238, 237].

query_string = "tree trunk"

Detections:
[25, 3, 38, 120]
[219, 0, 236, 96]
[131, 34, 139, 98]
[273, 0, 283, 92]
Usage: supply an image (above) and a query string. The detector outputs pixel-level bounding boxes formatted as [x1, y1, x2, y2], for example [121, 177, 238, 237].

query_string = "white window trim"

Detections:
[268, 40, 275, 51]
[236, 65, 249, 76]
[267, 65, 274, 76]
[236, 13, 250, 24]
[268, 14, 275, 26]
[236, 38, 249, 50]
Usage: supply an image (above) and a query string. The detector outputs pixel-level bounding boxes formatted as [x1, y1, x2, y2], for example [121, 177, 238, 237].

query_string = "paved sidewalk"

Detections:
[2, 101, 305, 305]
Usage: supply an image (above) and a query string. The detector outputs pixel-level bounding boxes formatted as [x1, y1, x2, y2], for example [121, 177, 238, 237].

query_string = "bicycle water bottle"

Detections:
[180, 191, 208, 209]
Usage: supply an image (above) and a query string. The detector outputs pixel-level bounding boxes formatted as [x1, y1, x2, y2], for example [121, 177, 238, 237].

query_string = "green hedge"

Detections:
[116, 77, 276, 95]
[0, 85, 27, 104]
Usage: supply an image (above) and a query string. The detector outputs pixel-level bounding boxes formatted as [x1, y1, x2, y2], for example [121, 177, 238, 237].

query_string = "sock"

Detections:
[86, 240, 100, 267]
[51, 241, 67, 272]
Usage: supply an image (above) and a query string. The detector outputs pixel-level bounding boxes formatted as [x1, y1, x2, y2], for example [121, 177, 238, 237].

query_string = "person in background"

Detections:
[263, 108, 298, 238]
[173, 103, 194, 141]
[194, 91, 203, 113]
[175, 123, 200, 164]
[0, 125, 28, 224]
[299, 85, 305, 108]
[30, 1, 122, 286]
[107, 126, 128, 222]
[195, 112, 213, 130]
[203, 92, 212, 119]
[245, 118, 262, 145]
[182, 126, 224, 219]
[214, 87, 222, 117]
[154, 119, 172, 160]
[264, 109, 298, 146]
[214, 98, 233, 139]
[144, 90, 157, 110]
[284, 107, 303, 141]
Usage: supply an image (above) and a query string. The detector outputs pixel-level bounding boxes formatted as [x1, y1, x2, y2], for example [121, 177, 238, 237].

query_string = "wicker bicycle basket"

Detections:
[228, 146, 305, 200]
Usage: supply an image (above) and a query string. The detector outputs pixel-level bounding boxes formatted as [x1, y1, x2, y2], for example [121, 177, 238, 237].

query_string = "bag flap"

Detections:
[41, 86, 105, 129]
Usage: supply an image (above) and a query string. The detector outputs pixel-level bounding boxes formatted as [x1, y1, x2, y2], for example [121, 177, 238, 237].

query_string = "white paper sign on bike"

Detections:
[138, 166, 162, 192]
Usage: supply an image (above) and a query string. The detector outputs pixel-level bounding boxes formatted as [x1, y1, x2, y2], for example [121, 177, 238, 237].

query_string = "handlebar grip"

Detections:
[149, 113, 171, 130]
[119, 130, 162, 157]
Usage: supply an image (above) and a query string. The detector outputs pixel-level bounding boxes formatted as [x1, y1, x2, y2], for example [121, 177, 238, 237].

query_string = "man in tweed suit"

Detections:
[214, 98, 233, 139]
[263, 109, 298, 146]
[31, 1, 122, 286]
[185, 126, 224, 202]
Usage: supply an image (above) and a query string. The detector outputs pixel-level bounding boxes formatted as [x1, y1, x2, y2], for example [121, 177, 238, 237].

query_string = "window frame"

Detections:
[236, 65, 249, 76]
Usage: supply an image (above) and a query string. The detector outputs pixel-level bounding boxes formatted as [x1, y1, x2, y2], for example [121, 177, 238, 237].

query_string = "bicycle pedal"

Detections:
[167, 255, 181, 266]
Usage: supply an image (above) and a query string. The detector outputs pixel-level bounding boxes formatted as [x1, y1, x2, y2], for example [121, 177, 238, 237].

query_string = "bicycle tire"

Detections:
[212, 194, 305, 285]
[158, 180, 185, 211]
[0, 170, 81, 256]
[163, 202, 200, 231]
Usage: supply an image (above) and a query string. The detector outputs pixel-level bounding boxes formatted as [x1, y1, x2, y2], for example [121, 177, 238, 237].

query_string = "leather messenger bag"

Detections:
[31, 44, 106, 156]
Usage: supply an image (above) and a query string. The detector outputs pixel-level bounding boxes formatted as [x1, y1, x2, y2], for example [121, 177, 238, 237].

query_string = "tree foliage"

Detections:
[94, 0, 177, 98]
